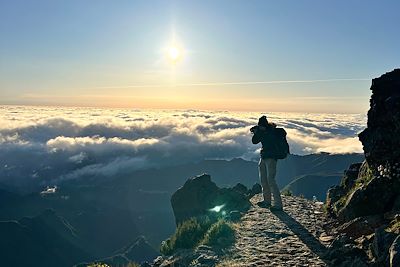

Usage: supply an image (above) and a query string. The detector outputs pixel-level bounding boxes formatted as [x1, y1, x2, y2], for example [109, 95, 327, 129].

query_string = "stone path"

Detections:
[226, 194, 331, 267]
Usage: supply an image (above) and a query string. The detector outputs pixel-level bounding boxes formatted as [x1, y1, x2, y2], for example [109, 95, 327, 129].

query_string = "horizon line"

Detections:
[79, 78, 370, 90]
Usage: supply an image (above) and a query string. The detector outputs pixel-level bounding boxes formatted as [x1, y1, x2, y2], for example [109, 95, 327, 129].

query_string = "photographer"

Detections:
[251, 115, 289, 211]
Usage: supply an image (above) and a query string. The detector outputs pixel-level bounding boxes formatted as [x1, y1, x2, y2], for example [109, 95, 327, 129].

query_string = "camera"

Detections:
[250, 125, 259, 133]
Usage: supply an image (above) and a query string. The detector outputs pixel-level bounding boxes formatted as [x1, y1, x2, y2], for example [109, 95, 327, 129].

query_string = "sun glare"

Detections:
[168, 47, 180, 60]
[166, 44, 183, 64]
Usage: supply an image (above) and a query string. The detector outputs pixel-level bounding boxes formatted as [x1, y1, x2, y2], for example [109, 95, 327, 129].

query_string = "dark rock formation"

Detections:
[327, 69, 400, 220]
[338, 175, 400, 221]
[324, 234, 368, 267]
[232, 183, 249, 195]
[359, 69, 400, 167]
[371, 227, 397, 266]
[251, 183, 262, 195]
[336, 215, 383, 239]
[171, 174, 219, 225]
[325, 162, 363, 216]
[325, 69, 400, 266]
[171, 174, 251, 225]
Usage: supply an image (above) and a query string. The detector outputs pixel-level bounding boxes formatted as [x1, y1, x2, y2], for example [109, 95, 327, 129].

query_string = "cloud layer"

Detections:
[0, 105, 366, 191]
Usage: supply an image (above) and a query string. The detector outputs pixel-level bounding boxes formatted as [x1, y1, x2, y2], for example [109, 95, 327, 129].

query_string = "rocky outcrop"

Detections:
[325, 69, 400, 266]
[325, 162, 363, 217]
[171, 174, 251, 225]
[327, 69, 400, 220]
[359, 69, 400, 167]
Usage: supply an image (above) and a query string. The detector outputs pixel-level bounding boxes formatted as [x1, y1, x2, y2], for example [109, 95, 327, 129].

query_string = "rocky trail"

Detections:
[225, 194, 332, 267]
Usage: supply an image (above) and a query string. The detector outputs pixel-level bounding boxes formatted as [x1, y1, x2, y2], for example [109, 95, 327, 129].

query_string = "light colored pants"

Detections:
[258, 158, 282, 208]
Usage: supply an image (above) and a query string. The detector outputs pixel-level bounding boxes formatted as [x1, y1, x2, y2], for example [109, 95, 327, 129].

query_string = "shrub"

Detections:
[160, 217, 212, 255]
[200, 220, 235, 248]
[281, 189, 293, 196]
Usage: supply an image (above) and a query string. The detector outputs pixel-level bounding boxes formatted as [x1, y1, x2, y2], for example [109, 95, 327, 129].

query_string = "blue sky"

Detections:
[1, 0, 399, 112]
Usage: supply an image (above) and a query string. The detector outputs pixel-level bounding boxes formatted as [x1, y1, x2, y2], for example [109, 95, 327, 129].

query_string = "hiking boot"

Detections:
[256, 201, 271, 208]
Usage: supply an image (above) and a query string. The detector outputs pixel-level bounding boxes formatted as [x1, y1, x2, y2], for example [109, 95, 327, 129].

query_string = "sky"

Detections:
[1, 1, 399, 113]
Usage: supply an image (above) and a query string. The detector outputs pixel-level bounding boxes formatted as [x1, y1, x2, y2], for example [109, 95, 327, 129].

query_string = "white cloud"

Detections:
[0, 105, 366, 190]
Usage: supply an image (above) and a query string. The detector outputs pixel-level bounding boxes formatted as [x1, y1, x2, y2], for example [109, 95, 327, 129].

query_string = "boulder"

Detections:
[214, 187, 251, 214]
[171, 174, 251, 225]
[337, 215, 383, 239]
[325, 234, 368, 266]
[232, 183, 249, 195]
[251, 183, 262, 195]
[171, 174, 219, 225]
[337, 175, 400, 222]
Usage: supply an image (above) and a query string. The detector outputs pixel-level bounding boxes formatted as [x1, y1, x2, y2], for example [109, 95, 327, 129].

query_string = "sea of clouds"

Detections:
[0, 105, 366, 191]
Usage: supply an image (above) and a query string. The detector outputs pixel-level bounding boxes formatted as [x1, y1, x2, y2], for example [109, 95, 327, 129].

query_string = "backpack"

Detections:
[272, 128, 290, 159]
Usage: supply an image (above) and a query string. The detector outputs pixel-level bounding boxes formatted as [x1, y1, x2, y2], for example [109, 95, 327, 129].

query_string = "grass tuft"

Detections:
[200, 220, 235, 248]
[160, 217, 212, 255]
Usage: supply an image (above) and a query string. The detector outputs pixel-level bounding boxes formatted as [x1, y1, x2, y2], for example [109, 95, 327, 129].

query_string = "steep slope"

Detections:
[0, 209, 89, 267]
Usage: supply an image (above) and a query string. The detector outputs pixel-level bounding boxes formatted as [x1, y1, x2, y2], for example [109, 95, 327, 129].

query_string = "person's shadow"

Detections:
[271, 210, 328, 263]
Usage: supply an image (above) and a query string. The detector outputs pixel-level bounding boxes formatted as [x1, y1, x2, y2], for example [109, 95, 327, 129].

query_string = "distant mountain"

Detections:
[0, 187, 144, 258]
[110, 152, 363, 191]
[0, 209, 89, 267]
[283, 173, 342, 200]
[275, 153, 364, 188]
[0, 153, 363, 265]
[76, 236, 159, 266]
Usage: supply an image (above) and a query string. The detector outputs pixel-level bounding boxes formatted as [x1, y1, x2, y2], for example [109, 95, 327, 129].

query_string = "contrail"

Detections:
[84, 78, 370, 90]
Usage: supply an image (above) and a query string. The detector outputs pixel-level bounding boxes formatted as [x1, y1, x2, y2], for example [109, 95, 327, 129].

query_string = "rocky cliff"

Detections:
[326, 69, 400, 266]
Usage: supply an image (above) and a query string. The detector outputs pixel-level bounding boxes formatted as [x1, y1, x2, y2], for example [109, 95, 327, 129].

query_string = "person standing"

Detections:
[251, 115, 289, 211]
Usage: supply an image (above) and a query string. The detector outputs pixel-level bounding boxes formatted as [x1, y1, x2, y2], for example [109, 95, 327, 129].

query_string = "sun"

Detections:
[166, 44, 183, 64]
[168, 46, 180, 60]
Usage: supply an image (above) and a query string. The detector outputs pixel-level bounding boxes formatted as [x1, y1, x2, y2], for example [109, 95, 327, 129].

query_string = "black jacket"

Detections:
[252, 125, 287, 159]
